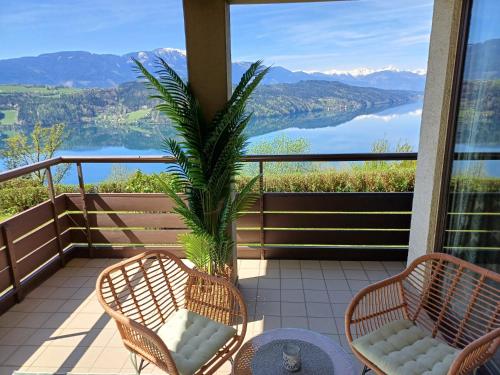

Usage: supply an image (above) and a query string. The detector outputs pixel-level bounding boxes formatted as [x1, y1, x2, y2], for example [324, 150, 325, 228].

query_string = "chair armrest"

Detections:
[114, 315, 180, 375]
[184, 268, 248, 338]
[449, 328, 500, 375]
[345, 273, 407, 343]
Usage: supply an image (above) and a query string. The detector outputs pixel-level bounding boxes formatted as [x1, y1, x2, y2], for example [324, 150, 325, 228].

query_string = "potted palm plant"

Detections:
[133, 57, 268, 279]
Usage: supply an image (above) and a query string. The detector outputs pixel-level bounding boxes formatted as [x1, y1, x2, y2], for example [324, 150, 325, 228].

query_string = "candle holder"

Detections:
[283, 342, 301, 372]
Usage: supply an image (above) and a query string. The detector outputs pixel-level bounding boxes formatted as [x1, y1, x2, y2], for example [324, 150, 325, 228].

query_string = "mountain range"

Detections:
[0, 48, 427, 91]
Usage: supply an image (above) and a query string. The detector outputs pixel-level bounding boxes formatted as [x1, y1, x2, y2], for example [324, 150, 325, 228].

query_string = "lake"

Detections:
[49, 100, 424, 183]
[3, 99, 495, 183]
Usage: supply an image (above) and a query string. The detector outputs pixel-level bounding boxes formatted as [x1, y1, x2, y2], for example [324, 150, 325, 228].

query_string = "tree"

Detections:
[0, 123, 69, 184]
[243, 134, 318, 175]
[133, 57, 268, 276]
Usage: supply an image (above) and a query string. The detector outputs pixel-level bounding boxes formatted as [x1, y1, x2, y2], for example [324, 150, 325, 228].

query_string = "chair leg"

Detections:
[361, 365, 371, 375]
[130, 352, 146, 375]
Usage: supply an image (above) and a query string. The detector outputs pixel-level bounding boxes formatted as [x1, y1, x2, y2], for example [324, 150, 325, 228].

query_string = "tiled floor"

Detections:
[0, 257, 405, 374]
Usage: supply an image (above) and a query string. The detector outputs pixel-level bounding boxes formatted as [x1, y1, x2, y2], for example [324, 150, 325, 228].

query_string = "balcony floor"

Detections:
[0, 257, 405, 374]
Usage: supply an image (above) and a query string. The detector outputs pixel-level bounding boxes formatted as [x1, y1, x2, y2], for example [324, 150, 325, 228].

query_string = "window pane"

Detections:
[444, 0, 500, 273]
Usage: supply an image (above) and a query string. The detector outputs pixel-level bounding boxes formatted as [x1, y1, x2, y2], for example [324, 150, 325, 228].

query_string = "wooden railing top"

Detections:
[0, 151, 498, 183]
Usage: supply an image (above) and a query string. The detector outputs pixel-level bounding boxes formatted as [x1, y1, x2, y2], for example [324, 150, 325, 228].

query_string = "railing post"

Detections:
[1, 224, 23, 302]
[46, 167, 65, 266]
[259, 161, 265, 260]
[76, 163, 93, 257]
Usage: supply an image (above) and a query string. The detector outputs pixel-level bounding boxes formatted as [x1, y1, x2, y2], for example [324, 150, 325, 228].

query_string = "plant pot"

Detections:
[185, 267, 237, 325]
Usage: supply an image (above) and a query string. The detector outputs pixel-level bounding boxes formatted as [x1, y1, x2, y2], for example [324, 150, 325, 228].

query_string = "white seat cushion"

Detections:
[352, 319, 460, 375]
[156, 308, 236, 375]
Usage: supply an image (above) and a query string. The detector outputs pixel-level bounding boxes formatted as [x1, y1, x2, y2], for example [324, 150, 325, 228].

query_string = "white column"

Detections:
[408, 0, 466, 264]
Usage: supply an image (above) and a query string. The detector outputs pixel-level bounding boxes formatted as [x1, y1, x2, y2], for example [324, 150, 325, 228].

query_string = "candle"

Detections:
[283, 342, 301, 372]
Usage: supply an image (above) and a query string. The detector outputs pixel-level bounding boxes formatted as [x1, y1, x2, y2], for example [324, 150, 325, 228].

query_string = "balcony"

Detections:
[0, 256, 405, 373]
[0, 153, 497, 373]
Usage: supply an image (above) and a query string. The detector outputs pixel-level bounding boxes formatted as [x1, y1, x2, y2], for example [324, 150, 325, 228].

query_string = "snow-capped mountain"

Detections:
[0, 48, 426, 91]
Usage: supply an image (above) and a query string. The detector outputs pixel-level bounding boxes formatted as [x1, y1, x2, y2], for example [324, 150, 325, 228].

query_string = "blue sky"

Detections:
[0, 0, 434, 72]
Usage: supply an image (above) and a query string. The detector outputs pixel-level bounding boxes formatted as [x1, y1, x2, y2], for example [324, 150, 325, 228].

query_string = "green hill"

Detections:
[0, 81, 419, 129]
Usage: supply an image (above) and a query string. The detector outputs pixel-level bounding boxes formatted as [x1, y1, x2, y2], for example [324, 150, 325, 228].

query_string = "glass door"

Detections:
[442, 0, 500, 273]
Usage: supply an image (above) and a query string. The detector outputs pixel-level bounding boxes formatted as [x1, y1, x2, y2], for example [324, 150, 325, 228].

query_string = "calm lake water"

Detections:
[3, 99, 496, 183]
[50, 100, 424, 184]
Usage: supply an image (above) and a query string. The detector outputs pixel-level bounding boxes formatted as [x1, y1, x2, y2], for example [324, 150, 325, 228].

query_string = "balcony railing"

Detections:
[0, 152, 497, 313]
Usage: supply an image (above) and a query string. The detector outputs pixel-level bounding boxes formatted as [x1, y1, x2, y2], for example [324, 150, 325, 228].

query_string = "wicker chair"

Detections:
[346, 253, 499, 375]
[96, 250, 247, 375]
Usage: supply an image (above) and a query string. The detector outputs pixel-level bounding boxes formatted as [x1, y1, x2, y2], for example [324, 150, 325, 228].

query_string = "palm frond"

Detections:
[136, 58, 268, 275]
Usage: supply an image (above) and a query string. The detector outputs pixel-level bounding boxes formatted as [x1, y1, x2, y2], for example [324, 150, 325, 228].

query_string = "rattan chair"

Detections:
[96, 250, 247, 375]
[346, 253, 499, 375]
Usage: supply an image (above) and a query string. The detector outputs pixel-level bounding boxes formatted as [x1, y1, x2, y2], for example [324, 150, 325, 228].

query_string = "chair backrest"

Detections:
[402, 253, 500, 349]
[97, 251, 189, 331]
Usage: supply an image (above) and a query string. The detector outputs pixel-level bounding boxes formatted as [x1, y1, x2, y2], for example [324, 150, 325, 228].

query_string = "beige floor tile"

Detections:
[255, 302, 280, 316]
[261, 315, 281, 331]
[70, 287, 96, 300]
[325, 279, 350, 291]
[306, 302, 333, 318]
[92, 346, 129, 369]
[239, 260, 260, 269]
[347, 280, 370, 292]
[61, 276, 91, 288]
[340, 261, 363, 270]
[366, 270, 390, 282]
[280, 302, 307, 317]
[302, 278, 327, 291]
[0, 366, 19, 374]
[280, 289, 305, 303]
[58, 299, 86, 313]
[328, 290, 354, 304]
[238, 268, 260, 279]
[300, 269, 323, 279]
[33, 299, 66, 313]
[280, 268, 301, 278]
[240, 288, 257, 302]
[300, 260, 321, 269]
[48, 328, 86, 347]
[281, 316, 308, 329]
[79, 299, 103, 314]
[65, 312, 107, 330]
[238, 278, 258, 289]
[281, 278, 302, 289]
[42, 312, 73, 329]
[308, 317, 338, 334]
[70, 346, 104, 369]
[280, 260, 300, 269]
[331, 303, 348, 317]
[0, 327, 36, 345]
[256, 289, 280, 302]
[16, 312, 51, 328]
[22, 328, 56, 346]
[320, 260, 342, 270]
[304, 290, 329, 303]
[29, 345, 75, 367]
[322, 269, 346, 279]
[0, 345, 19, 364]
[361, 261, 385, 270]
[257, 278, 280, 289]
[26, 286, 57, 299]
[343, 269, 368, 280]
[0, 312, 27, 327]
[49, 287, 79, 299]
[3, 345, 44, 367]
[258, 267, 280, 279]
[9, 299, 43, 313]
[41, 275, 69, 287]
[67, 258, 90, 267]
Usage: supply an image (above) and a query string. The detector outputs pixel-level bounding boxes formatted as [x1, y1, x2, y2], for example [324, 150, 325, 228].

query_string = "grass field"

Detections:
[126, 109, 150, 122]
[0, 109, 18, 125]
[0, 84, 78, 95]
